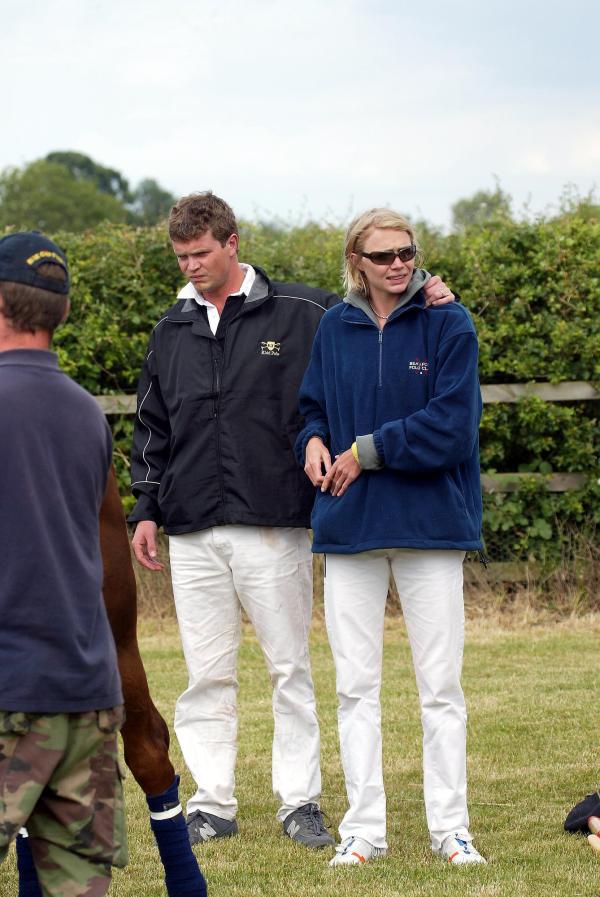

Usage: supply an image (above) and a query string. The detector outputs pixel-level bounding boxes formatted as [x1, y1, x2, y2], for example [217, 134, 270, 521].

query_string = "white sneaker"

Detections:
[435, 832, 487, 865]
[329, 836, 387, 867]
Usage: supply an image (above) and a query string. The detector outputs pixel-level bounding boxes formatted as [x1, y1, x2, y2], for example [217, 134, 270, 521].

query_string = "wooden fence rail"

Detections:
[97, 381, 599, 496]
[95, 381, 600, 416]
[101, 380, 598, 583]
[480, 381, 599, 403]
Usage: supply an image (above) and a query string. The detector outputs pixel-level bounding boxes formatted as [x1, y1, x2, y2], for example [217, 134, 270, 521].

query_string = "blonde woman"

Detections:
[296, 209, 486, 867]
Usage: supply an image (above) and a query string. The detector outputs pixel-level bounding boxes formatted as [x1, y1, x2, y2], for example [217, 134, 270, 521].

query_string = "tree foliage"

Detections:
[130, 178, 175, 225]
[0, 153, 175, 232]
[451, 185, 512, 232]
[0, 160, 127, 232]
[45, 151, 132, 203]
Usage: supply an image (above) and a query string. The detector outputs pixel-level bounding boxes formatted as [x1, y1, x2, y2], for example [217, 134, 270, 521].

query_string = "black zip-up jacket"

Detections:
[129, 268, 339, 533]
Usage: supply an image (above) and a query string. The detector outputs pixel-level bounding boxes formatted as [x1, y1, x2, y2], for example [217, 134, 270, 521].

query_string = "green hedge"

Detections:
[46, 213, 599, 566]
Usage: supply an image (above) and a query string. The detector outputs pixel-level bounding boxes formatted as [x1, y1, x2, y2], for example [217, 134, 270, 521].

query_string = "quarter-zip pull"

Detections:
[378, 330, 383, 388]
[477, 550, 490, 569]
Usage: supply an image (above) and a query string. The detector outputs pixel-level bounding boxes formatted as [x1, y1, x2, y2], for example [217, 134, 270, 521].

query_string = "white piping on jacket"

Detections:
[132, 350, 161, 486]
[271, 293, 330, 311]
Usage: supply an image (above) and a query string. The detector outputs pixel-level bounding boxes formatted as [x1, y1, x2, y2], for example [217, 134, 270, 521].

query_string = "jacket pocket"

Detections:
[443, 471, 470, 518]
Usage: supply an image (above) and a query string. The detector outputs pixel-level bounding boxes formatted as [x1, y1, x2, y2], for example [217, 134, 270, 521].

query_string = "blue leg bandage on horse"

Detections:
[16, 833, 42, 897]
[147, 775, 207, 897]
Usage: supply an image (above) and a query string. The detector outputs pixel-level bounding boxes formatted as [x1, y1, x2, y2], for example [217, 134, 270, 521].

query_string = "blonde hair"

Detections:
[343, 208, 417, 296]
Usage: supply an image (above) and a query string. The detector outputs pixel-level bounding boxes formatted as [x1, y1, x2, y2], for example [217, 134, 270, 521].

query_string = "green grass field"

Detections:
[5, 616, 600, 897]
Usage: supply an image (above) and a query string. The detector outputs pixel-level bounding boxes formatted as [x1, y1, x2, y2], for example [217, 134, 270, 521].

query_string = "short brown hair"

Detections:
[0, 263, 69, 334]
[168, 192, 238, 245]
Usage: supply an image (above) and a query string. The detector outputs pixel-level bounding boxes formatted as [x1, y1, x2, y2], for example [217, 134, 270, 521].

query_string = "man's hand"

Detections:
[321, 448, 361, 497]
[424, 275, 455, 307]
[304, 436, 332, 487]
[131, 520, 164, 571]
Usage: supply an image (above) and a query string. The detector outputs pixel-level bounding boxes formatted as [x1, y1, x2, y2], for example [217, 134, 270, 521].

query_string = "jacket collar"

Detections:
[342, 268, 431, 326]
[340, 290, 426, 326]
[165, 266, 274, 323]
[242, 266, 270, 307]
[177, 264, 256, 310]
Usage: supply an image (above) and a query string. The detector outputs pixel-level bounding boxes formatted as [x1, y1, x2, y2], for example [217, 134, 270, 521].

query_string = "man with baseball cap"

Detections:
[0, 232, 127, 897]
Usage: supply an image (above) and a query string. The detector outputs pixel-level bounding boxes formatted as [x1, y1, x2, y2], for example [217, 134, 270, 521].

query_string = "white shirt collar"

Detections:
[177, 265, 255, 335]
[177, 264, 255, 308]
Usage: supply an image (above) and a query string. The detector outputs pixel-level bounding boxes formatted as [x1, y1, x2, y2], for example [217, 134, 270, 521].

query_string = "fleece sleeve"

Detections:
[128, 337, 171, 526]
[373, 329, 482, 472]
[295, 325, 331, 465]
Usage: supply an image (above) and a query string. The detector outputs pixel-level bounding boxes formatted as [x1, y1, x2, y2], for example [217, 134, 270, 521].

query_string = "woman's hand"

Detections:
[424, 275, 455, 306]
[304, 436, 332, 487]
[321, 448, 362, 497]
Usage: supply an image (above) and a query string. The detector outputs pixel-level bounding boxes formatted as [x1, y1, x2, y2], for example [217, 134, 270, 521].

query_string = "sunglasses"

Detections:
[360, 244, 417, 265]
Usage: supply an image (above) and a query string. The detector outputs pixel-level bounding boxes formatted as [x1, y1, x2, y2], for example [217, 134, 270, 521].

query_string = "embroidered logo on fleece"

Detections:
[408, 358, 429, 375]
[261, 340, 281, 356]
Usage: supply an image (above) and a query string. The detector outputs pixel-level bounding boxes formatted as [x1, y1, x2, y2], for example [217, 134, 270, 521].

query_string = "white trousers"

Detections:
[324, 549, 469, 851]
[169, 525, 321, 822]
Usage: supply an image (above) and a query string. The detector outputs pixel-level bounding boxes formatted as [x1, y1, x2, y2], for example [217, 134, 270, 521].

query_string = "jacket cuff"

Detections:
[127, 494, 162, 528]
[356, 434, 384, 470]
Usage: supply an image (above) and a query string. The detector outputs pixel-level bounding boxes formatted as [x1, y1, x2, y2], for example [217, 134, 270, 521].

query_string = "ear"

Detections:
[227, 233, 239, 254]
[350, 251, 364, 273]
[60, 298, 71, 325]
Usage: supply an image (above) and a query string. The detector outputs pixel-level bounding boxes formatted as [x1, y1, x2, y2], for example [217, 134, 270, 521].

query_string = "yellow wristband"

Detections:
[351, 441, 359, 463]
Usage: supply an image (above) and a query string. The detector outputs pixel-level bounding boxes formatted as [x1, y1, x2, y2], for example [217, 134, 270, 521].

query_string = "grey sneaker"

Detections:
[187, 809, 238, 845]
[283, 803, 335, 849]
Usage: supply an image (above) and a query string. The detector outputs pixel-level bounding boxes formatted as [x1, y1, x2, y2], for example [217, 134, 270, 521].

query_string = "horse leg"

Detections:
[100, 468, 206, 897]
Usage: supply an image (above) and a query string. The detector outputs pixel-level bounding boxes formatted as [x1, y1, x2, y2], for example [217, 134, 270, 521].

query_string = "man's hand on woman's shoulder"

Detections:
[423, 275, 455, 307]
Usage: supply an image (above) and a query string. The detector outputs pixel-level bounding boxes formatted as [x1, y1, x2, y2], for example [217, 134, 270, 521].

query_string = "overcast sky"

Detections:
[3, 0, 598, 228]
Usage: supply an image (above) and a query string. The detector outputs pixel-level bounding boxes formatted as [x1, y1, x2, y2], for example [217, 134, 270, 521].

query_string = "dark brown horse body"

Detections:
[99, 468, 175, 796]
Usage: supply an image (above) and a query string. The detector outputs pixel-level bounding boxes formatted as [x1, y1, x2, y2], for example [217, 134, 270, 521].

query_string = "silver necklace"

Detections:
[368, 299, 391, 320]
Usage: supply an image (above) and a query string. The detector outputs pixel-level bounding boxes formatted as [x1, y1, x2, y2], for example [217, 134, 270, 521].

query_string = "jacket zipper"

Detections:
[213, 335, 226, 510]
[347, 303, 425, 389]
[213, 356, 220, 418]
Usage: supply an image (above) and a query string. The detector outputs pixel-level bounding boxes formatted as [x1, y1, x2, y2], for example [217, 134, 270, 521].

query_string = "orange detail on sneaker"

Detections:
[435, 832, 487, 865]
[329, 836, 387, 867]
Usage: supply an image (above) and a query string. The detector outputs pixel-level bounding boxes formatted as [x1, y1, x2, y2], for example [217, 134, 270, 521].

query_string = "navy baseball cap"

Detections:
[0, 232, 69, 294]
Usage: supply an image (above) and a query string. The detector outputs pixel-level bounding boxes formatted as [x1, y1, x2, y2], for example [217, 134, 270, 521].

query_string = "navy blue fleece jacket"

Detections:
[295, 286, 483, 554]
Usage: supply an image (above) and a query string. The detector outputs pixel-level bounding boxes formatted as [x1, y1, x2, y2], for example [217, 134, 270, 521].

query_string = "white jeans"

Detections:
[325, 549, 469, 851]
[169, 525, 321, 822]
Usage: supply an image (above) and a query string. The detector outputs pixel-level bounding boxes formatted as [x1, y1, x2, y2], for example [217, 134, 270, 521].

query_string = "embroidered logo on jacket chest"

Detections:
[260, 340, 281, 356]
[408, 358, 429, 375]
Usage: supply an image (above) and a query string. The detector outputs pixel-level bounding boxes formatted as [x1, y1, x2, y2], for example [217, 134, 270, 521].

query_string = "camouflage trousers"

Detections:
[0, 707, 128, 897]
